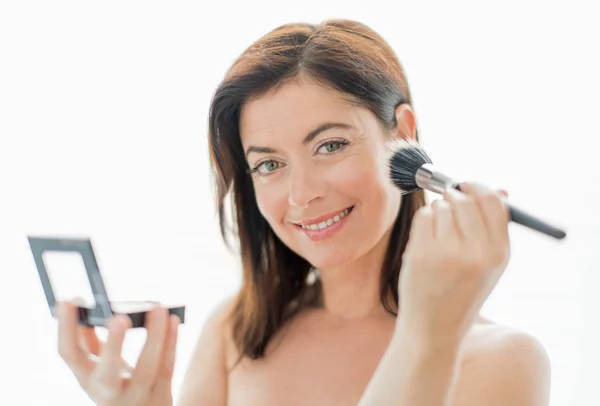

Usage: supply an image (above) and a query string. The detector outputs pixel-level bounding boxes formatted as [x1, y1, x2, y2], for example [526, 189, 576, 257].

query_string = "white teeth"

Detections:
[301, 207, 352, 231]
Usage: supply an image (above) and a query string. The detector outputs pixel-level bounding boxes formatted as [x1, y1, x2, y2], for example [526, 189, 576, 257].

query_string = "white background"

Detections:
[1, 1, 598, 405]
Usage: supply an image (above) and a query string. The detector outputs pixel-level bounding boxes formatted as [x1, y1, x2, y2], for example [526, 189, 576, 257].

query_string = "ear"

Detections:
[392, 103, 417, 142]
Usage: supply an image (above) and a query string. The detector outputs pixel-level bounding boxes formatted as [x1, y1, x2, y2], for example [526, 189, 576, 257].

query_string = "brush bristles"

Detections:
[386, 138, 433, 194]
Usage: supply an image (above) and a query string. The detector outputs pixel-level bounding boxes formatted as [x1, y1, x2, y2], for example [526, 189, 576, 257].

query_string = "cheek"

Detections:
[254, 183, 288, 225]
[332, 155, 387, 198]
[333, 154, 401, 228]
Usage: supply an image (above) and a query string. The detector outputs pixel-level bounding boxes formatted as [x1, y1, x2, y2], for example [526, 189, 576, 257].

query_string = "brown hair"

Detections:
[207, 19, 426, 362]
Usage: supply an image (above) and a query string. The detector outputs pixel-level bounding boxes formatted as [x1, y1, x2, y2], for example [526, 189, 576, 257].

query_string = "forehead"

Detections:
[239, 80, 366, 144]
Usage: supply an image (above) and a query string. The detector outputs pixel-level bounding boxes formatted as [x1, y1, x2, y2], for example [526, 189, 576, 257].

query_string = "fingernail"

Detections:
[152, 306, 165, 318]
[109, 317, 123, 333]
[110, 315, 129, 333]
[431, 198, 444, 209]
[146, 307, 163, 327]
[149, 308, 160, 323]
[59, 301, 72, 313]
[443, 186, 461, 198]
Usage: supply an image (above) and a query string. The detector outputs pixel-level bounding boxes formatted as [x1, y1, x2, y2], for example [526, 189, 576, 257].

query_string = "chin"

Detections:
[304, 254, 352, 271]
[297, 243, 366, 271]
[275, 229, 358, 270]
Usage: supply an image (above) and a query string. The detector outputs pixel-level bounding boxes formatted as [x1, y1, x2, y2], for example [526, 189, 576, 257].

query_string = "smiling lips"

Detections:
[293, 206, 354, 241]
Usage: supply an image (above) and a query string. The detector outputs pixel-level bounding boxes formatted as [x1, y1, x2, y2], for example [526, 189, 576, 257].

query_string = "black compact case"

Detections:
[28, 236, 185, 328]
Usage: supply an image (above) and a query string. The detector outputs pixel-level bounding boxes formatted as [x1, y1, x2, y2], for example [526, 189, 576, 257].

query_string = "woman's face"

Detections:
[239, 78, 408, 271]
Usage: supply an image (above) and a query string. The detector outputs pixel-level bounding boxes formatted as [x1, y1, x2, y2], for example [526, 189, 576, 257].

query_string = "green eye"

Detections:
[250, 160, 282, 176]
[325, 142, 341, 152]
[319, 140, 347, 154]
[262, 161, 279, 172]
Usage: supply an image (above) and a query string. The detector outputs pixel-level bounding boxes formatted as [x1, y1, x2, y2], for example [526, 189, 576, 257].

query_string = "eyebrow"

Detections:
[244, 122, 354, 159]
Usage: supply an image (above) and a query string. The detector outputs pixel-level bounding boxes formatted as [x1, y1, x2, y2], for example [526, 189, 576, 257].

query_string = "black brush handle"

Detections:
[506, 204, 566, 239]
[453, 184, 567, 240]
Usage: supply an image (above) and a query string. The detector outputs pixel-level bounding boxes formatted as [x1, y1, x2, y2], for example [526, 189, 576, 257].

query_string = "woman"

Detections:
[56, 19, 551, 405]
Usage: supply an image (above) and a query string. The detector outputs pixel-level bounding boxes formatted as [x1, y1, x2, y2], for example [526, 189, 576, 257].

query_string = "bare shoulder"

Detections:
[176, 294, 237, 406]
[453, 317, 552, 406]
[203, 294, 237, 333]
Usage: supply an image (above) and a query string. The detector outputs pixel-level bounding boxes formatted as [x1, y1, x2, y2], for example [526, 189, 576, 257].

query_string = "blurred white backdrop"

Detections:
[0, 1, 598, 405]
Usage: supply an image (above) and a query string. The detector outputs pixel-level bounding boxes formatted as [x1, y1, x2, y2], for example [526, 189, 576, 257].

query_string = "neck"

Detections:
[315, 229, 396, 320]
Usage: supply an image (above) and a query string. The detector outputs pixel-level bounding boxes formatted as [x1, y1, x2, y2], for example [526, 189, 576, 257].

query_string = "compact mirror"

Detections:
[28, 236, 185, 328]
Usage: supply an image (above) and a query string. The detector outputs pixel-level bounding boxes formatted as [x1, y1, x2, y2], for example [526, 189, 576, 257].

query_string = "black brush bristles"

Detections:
[386, 138, 433, 195]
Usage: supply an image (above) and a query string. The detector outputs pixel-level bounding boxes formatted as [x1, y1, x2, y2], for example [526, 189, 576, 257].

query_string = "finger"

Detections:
[72, 296, 102, 356]
[410, 206, 434, 245]
[443, 184, 486, 242]
[71, 296, 89, 307]
[80, 326, 101, 356]
[431, 199, 455, 240]
[462, 182, 510, 245]
[57, 301, 94, 387]
[128, 307, 169, 394]
[93, 315, 131, 398]
[154, 315, 181, 391]
[80, 326, 135, 375]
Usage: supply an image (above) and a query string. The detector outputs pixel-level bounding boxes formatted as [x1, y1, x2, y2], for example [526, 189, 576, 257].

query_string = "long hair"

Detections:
[207, 19, 426, 362]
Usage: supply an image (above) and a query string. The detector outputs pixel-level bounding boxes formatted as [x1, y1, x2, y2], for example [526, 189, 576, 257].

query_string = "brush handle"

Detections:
[452, 184, 566, 240]
[506, 204, 566, 239]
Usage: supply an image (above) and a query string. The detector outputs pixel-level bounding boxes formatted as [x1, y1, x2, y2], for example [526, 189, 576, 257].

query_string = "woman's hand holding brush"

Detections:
[397, 181, 511, 349]
[359, 181, 512, 406]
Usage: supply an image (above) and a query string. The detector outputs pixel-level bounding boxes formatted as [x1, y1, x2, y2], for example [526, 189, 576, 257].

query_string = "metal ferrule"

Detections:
[415, 163, 459, 194]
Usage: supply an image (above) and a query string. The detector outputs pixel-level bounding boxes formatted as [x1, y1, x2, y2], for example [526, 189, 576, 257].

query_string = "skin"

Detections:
[56, 77, 551, 406]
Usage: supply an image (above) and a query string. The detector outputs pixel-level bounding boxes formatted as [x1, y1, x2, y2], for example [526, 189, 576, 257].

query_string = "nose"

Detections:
[287, 166, 324, 208]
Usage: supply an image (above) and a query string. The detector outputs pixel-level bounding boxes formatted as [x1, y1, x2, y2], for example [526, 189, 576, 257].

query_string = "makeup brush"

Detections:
[387, 139, 567, 240]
